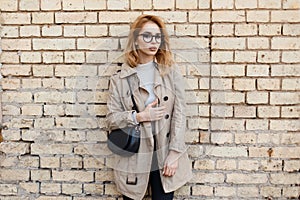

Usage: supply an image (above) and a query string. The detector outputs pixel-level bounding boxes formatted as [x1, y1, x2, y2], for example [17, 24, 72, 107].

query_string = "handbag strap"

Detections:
[126, 77, 139, 113]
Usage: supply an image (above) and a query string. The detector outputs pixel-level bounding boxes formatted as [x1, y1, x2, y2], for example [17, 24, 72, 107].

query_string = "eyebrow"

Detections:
[141, 31, 161, 35]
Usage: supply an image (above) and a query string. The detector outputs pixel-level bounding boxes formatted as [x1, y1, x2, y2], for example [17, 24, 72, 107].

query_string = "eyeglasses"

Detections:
[138, 33, 162, 43]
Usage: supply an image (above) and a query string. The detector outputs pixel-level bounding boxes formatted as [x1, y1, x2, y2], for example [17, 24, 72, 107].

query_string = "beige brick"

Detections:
[176, 0, 197, 9]
[270, 120, 299, 131]
[257, 79, 280, 90]
[207, 146, 247, 157]
[19, 182, 39, 193]
[41, 0, 61, 10]
[188, 118, 209, 129]
[31, 170, 51, 181]
[258, 51, 280, 63]
[248, 37, 269, 49]
[0, 169, 29, 181]
[257, 133, 280, 144]
[283, 24, 300, 36]
[216, 159, 236, 170]
[55, 12, 97, 23]
[42, 78, 64, 89]
[77, 38, 118, 50]
[0, 52, 20, 64]
[42, 52, 64, 63]
[0, 0, 18, 11]
[31, 143, 73, 155]
[259, 24, 281, 36]
[283, 0, 300, 9]
[65, 51, 85, 63]
[284, 160, 300, 172]
[4, 118, 33, 129]
[64, 26, 85, 37]
[35, 196, 71, 200]
[192, 185, 213, 196]
[211, 51, 234, 63]
[192, 172, 224, 183]
[107, 0, 129, 10]
[86, 25, 108, 36]
[1, 13, 31, 24]
[44, 105, 65, 116]
[215, 186, 236, 197]
[271, 11, 300, 22]
[21, 52, 42, 63]
[153, 0, 174, 9]
[83, 157, 105, 169]
[190, 11, 210, 23]
[271, 64, 300, 76]
[235, 24, 257, 36]
[62, 183, 82, 195]
[22, 105, 43, 116]
[247, 91, 268, 104]
[283, 187, 300, 198]
[185, 91, 209, 103]
[53, 170, 94, 182]
[270, 173, 300, 184]
[259, 0, 281, 8]
[175, 25, 197, 36]
[41, 182, 61, 194]
[258, 106, 280, 118]
[170, 37, 209, 49]
[282, 51, 300, 63]
[247, 11, 269, 22]
[0, 142, 30, 154]
[238, 187, 259, 198]
[212, 64, 245, 77]
[281, 106, 300, 118]
[199, 77, 210, 89]
[212, 37, 245, 50]
[34, 118, 55, 129]
[33, 39, 75, 50]
[32, 65, 54, 77]
[130, 0, 151, 9]
[247, 65, 269, 77]
[32, 12, 54, 24]
[211, 91, 245, 104]
[212, 11, 245, 22]
[234, 106, 256, 118]
[99, 12, 141, 23]
[211, 105, 233, 117]
[238, 160, 260, 171]
[65, 78, 88, 89]
[211, 132, 233, 144]
[63, 0, 84, 10]
[235, 133, 256, 144]
[1, 78, 20, 90]
[20, 26, 40, 37]
[56, 117, 98, 129]
[0, 184, 17, 195]
[1, 26, 18, 38]
[246, 119, 268, 130]
[212, 24, 234, 36]
[250, 147, 300, 158]
[86, 52, 107, 63]
[2, 39, 31, 50]
[42, 25, 62, 36]
[234, 51, 257, 63]
[270, 92, 299, 105]
[194, 159, 215, 170]
[227, 173, 268, 184]
[84, 0, 106, 10]
[272, 37, 300, 50]
[261, 160, 282, 171]
[2, 92, 32, 103]
[212, 0, 234, 9]
[55, 65, 97, 77]
[40, 157, 60, 168]
[235, 0, 257, 8]
[95, 170, 114, 182]
[234, 78, 255, 91]
[65, 104, 86, 116]
[282, 78, 300, 90]
[2, 105, 20, 115]
[19, 0, 39, 10]
[61, 156, 83, 169]
[65, 131, 86, 142]
[261, 186, 281, 198]
[22, 78, 42, 89]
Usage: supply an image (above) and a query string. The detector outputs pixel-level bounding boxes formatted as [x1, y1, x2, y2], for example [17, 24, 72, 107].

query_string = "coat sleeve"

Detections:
[168, 68, 188, 153]
[106, 75, 137, 131]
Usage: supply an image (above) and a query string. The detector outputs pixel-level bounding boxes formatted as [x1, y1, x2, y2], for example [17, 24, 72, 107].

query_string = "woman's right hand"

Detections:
[136, 99, 166, 122]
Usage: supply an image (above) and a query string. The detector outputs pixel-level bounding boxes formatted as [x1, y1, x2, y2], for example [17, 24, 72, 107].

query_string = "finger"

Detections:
[150, 99, 158, 107]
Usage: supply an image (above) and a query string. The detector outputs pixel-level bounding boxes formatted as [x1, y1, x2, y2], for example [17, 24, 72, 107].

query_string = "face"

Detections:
[135, 21, 162, 60]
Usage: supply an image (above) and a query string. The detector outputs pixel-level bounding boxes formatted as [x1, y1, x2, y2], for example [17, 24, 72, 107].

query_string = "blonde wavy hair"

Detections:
[124, 15, 174, 71]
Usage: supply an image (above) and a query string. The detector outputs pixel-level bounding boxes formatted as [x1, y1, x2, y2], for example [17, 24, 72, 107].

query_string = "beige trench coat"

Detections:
[106, 63, 193, 200]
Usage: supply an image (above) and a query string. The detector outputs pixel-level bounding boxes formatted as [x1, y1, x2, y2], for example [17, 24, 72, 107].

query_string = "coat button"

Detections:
[166, 133, 170, 137]
[163, 96, 168, 101]
[165, 114, 169, 119]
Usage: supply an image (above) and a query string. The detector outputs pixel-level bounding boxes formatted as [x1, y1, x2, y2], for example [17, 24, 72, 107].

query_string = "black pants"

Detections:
[123, 137, 174, 200]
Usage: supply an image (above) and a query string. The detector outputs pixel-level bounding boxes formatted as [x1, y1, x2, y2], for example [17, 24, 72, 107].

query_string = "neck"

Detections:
[138, 52, 154, 64]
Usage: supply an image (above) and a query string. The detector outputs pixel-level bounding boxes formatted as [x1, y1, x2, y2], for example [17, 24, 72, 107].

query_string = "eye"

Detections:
[143, 33, 152, 39]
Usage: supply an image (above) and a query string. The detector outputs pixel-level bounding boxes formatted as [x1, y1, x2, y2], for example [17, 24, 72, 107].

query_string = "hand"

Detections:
[136, 99, 166, 122]
[163, 150, 180, 177]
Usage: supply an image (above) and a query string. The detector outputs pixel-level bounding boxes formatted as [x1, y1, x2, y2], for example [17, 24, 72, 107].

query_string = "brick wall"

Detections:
[0, 0, 299, 199]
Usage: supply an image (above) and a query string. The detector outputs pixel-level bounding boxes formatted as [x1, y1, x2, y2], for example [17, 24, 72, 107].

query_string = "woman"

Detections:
[106, 14, 193, 200]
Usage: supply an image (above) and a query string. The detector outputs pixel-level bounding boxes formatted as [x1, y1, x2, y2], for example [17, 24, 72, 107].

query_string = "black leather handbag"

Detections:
[107, 77, 140, 157]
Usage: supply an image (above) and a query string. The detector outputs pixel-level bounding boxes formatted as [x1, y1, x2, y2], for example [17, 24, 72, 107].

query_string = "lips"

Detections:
[149, 47, 157, 51]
